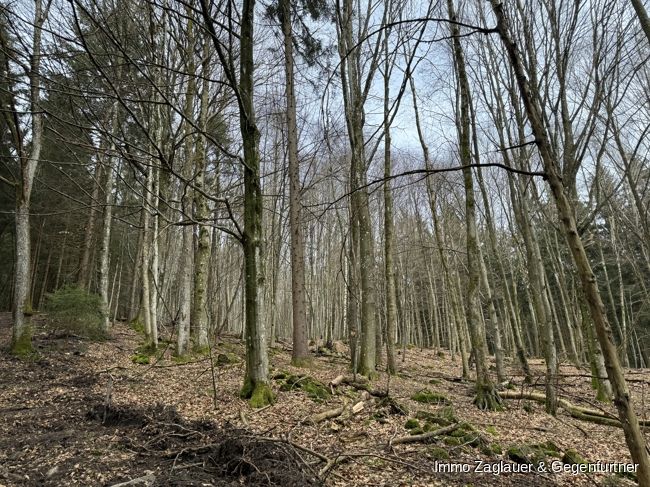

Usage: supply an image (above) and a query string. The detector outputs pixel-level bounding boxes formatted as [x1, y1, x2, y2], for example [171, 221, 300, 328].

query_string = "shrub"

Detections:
[45, 286, 106, 340]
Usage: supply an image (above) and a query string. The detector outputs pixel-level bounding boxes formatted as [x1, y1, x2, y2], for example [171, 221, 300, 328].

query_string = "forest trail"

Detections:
[0, 318, 644, 486]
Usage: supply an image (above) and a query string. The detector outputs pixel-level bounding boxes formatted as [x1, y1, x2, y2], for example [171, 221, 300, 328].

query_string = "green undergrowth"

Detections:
[401, 411, 502, 459]
[411, 389, 450, 405]
[507, 441, 565, 467]
[131, 342, 163, 365]
[45, 286, 106, 340]
[273, 371, 330, 402]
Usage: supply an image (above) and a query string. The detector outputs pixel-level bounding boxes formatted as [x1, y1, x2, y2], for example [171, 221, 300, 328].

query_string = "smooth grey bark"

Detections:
[281, 0, 309, 367]
[177, 13, 197, 356]
[98, 105, 120, 334]
[336, 0, 382, 377]
[192, 40, 211, 351]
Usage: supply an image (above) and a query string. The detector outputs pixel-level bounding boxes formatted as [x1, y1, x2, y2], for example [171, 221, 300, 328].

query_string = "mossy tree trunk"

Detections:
[238, 0, 272, 406]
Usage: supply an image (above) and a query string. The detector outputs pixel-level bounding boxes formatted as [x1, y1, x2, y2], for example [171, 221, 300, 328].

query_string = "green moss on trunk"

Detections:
[241, 378, 275, 408]
[291, 356, 313, 368]
[11, 328, 33, 357]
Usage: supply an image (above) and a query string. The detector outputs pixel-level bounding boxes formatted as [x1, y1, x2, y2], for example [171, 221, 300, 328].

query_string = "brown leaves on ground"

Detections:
[0, 316, 644, 486]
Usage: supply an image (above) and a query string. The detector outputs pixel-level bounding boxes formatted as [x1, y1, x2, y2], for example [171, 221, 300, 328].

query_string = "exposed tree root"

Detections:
[473, 383, 503, 411]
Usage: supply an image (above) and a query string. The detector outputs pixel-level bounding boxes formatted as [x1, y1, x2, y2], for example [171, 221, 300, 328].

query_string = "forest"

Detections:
[0, 0, 649, 485]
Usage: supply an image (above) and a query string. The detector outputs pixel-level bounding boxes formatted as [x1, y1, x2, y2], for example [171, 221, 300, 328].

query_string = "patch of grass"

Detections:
[485, 425, 498, 436]
[443, 436, 462, 446]
[429, 447, 450, 460]
[131, 353, 150, 365]
[411, 389, 450, 405]
[130, 318, 145, 335]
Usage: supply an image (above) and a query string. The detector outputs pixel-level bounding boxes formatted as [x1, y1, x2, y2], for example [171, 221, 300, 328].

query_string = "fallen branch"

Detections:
[342, 376, 388, 398]
[499, 390, 650, 428]
[310, 405, 346, 424]
[390, 423, 460, 445]
[109, 474, 155, 487]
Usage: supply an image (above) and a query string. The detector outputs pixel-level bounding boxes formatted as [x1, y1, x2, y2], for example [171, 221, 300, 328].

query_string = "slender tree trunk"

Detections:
[99, 105, 120, 335]
[281, 0, 309, 366]
[448, 0, 500, 409]
[382, 21, 397, 374]
[237, 0, 272, 406]
[491, 2, 650, 480]
[192, 40, 211, 351]
[78, 162, 102, 289]
[177, 14, 197, 356]
[10, 0, 48, 353]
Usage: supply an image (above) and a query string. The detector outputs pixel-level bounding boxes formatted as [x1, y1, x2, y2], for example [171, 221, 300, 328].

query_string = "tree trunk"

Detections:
[382, 22, 397, 375]
[448, 0, 500, 410]
[490, 2, 650, 480]
[78, 162, 102, 289]
[10, 0, 48, 354]
[192, 40, 211, 351]
[99, 105, 120, 335]
[238, 0, 272, 406]
[281, 0, 310, 367]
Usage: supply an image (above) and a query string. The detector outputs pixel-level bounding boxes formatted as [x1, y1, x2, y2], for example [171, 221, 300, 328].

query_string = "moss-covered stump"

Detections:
[411, 389, 450, 405]
[473, 382, 503, 411]
[215, 352, 239, 366]
[562, 448, 587, 465]
[291, 356, 313, 368]
[415, 405, 458, 426]
[507, 441, 564, 467]
[241, 379, 275, 408]
[404, 419, 420, 430]
[10, 330, 34, 358]
[273, 372, 330, 402]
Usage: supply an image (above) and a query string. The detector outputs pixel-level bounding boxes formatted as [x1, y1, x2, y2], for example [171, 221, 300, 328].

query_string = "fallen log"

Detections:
[391, 423, 460, 445]
[499, 390, 650, 428]
[310, 405, 346, 424]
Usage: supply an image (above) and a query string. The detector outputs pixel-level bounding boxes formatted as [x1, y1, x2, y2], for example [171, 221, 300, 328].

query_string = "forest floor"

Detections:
[0, 314, 647, 487]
